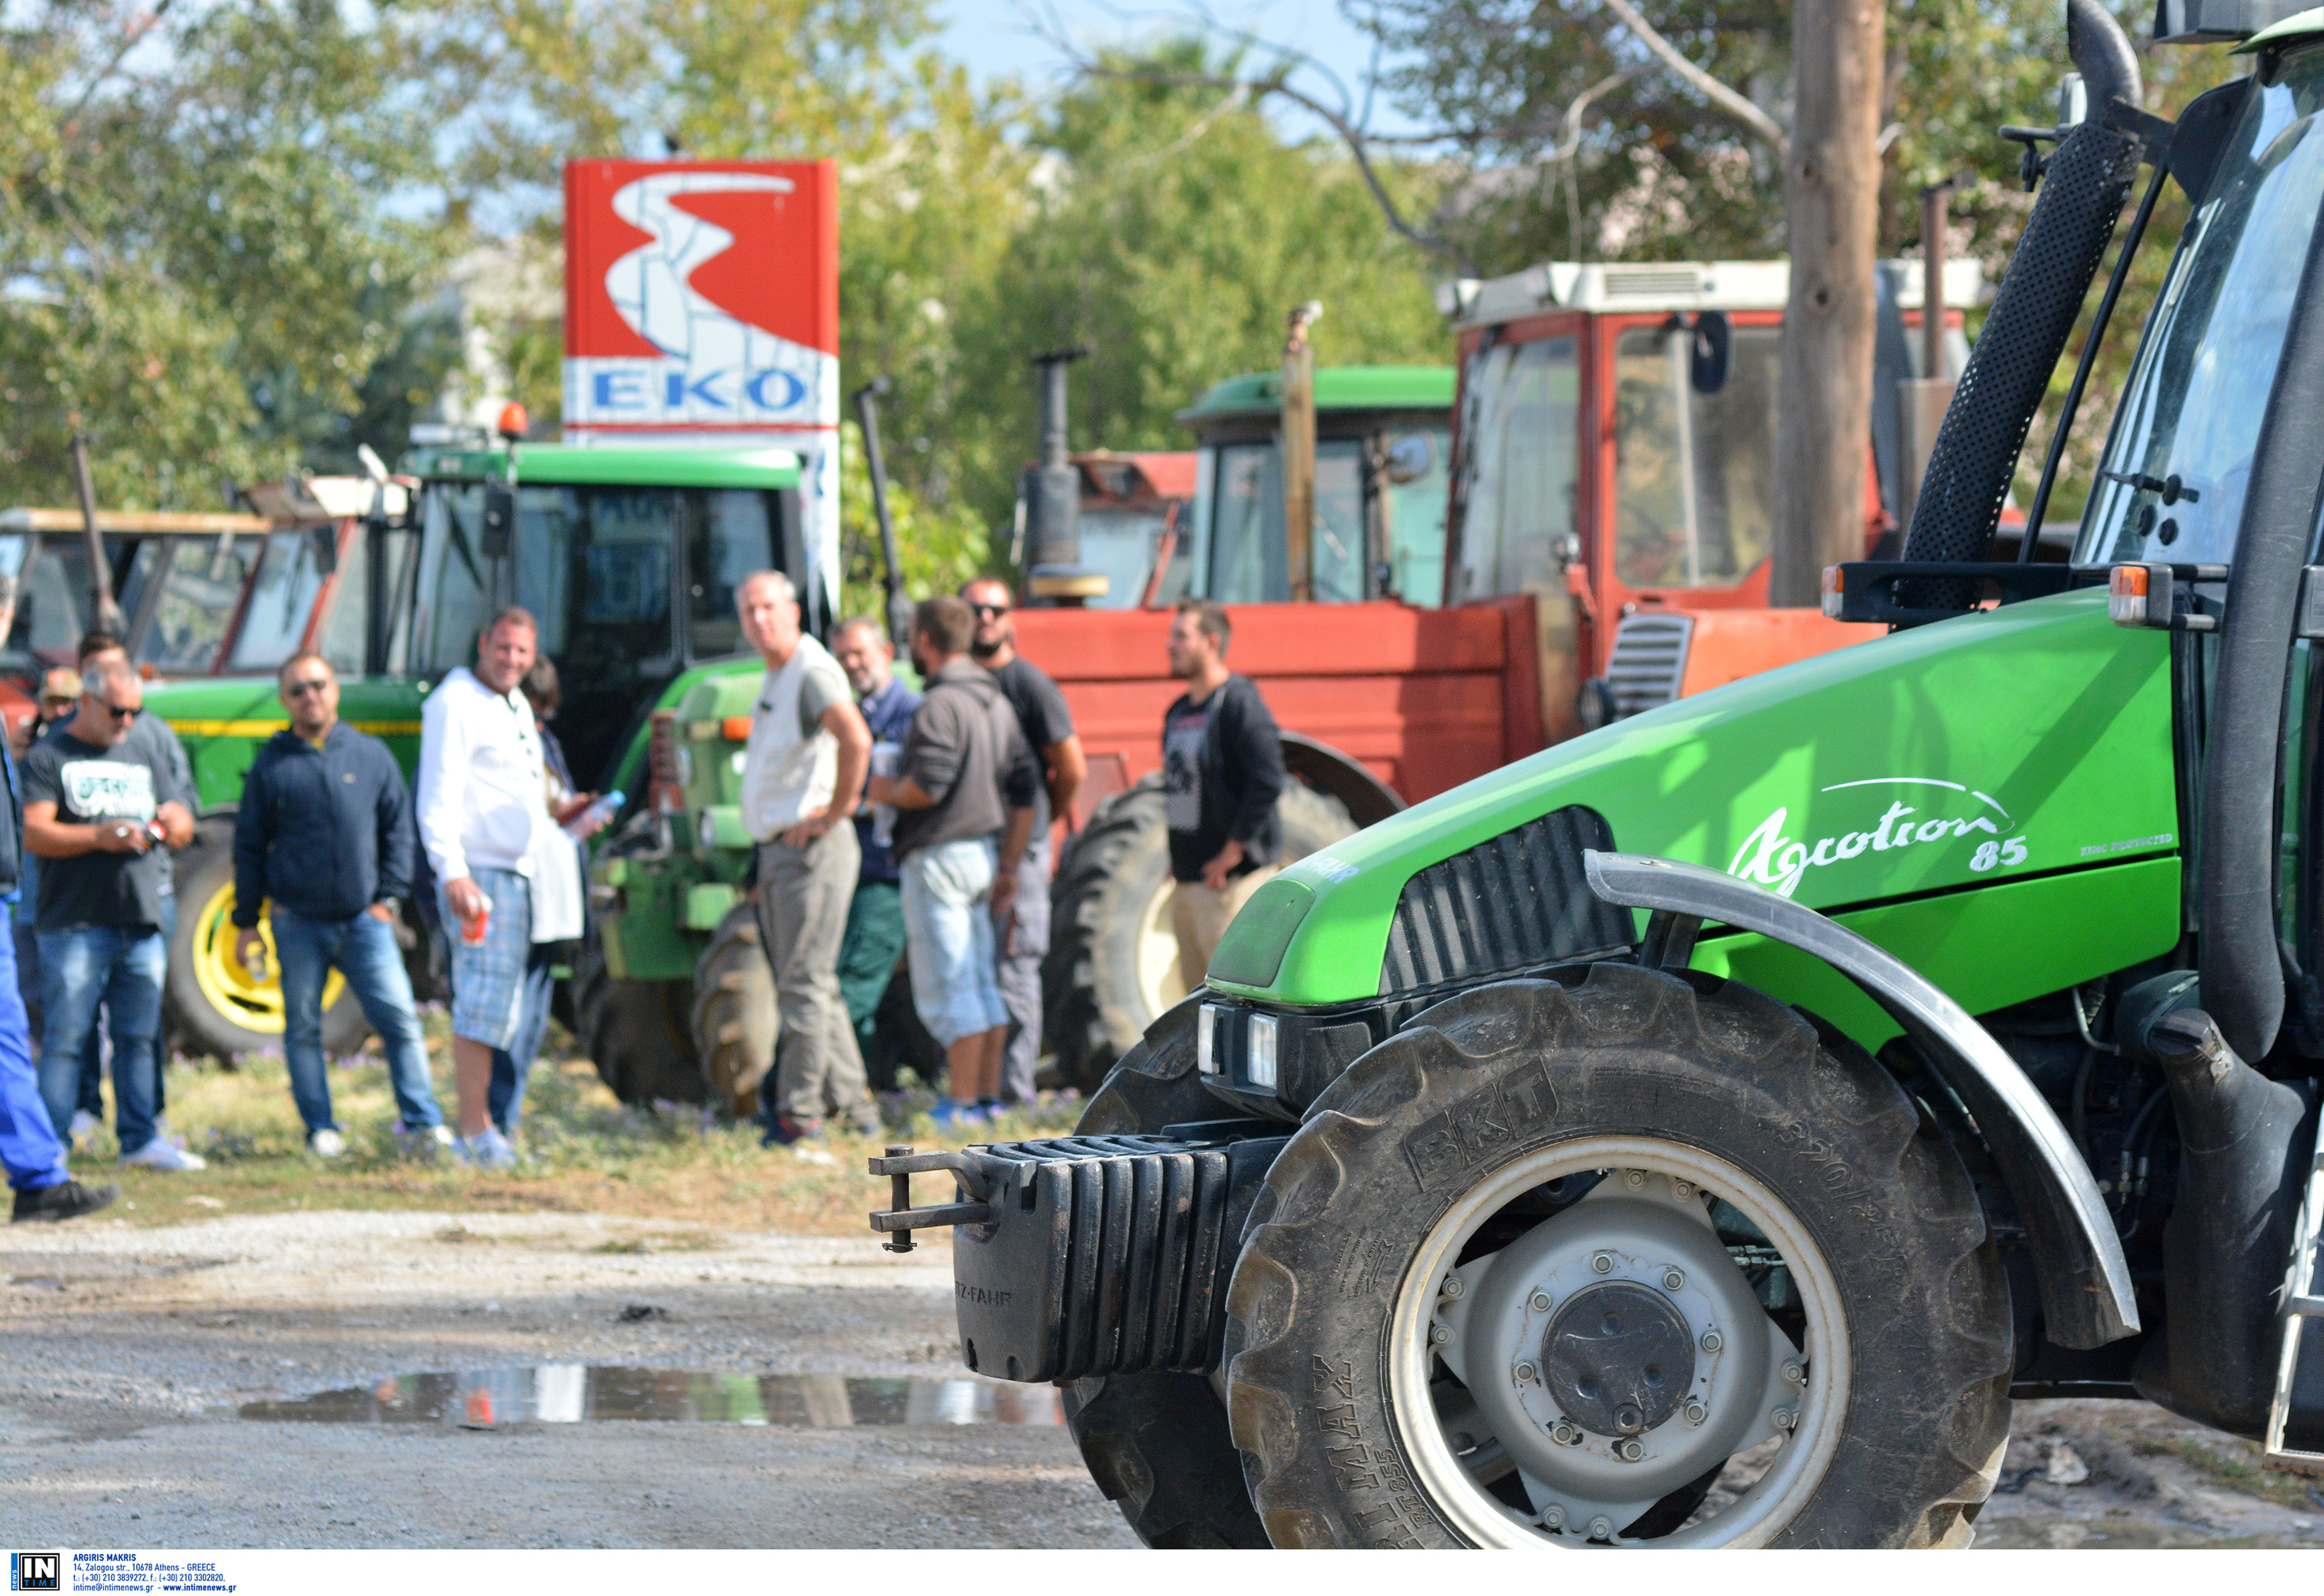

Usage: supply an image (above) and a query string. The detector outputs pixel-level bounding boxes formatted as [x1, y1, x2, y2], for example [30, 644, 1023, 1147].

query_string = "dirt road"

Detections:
[6, 1208, 2319, 1549]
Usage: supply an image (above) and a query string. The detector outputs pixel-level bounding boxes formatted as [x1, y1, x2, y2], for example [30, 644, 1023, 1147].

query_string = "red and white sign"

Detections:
[563, 159, 840, 598]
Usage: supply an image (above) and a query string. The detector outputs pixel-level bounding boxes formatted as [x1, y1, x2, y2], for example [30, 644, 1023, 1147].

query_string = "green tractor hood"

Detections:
[1212, 588, 2185, 1050]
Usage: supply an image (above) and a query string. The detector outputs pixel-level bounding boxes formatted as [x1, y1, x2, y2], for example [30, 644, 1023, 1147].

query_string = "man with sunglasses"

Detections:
[960, 577, 1084, 1109]
[21, 655, 201, 1172]
[231, 653, 445, 1158]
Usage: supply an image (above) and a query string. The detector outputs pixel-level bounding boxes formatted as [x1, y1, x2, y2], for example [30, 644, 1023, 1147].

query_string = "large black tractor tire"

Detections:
[1044, 777, 1354, 1094]
[691, 905, 776, 1118]
[1060, 994, 1271, 1549]
[165, 816, 368, 1062]
[1225, 964, 2013, 1549]
[573, 927, 703, 1107]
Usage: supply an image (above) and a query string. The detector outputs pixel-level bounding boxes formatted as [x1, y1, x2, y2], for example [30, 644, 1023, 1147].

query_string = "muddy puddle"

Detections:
[237, 1368, 1064, 1429]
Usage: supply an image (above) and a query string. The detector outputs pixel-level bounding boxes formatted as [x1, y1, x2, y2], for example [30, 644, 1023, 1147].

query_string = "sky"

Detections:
[927, 0, 1437, 140]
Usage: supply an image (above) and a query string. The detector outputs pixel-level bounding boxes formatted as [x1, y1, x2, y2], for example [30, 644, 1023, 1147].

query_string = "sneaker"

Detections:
[394, 1123, 455, 1160]
[760, 1114, 824, 1148]
[120, 1138, 208, 1172]
[928, 1099, 987, 1132]
[153, 1116, 188, 1151]
[308, 1128, 348, 1159]
[11, 1179, 121, 1223]
[453, 1129, 517, 1170]
[68, 1109, 103, 1146]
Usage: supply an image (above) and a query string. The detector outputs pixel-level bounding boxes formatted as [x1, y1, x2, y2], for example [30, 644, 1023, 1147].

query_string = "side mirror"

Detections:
[1689, 311, 1732, 395]
[481, 480, 515, 558]
[1383, 432, 1437, 485]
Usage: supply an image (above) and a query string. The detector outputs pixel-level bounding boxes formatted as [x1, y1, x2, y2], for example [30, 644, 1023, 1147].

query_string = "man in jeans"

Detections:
[868, 596, 1036, 1129]
[735, 573, 878, 1146]
[21, 654, 203, 1172]
[416, 607, 582, 1169]
[0, 575, 117, 1221]
[830, 617, 919, 1057]
[1162, 600, 1286, 987]
[232, 652, 447, 1158]
[962, 577, 1084, 1107]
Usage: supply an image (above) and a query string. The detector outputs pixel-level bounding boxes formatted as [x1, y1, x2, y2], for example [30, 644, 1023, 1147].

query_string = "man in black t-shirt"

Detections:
[1161, 600, 1284, 991]
[22, 655, 201, 1172]
[963, 577, 1086, 1106]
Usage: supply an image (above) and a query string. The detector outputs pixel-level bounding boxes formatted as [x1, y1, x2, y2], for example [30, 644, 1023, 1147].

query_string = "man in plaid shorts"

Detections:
[415, 607, 583, 1169]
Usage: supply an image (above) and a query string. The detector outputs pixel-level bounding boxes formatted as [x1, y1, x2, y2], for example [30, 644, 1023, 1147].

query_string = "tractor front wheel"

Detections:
[1224, 963, 2012, 1548]
[573, 928, 703, 1107]
[691, 904, 776, 1117]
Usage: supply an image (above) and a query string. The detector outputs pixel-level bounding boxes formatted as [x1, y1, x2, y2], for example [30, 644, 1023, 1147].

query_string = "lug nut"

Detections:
[1440, 1275, 1465, 1299]
[1591, 1252, 1615, 1275]
[1429, 1323, 1452, 1346]
[1616, 1437, 1644, 1462]
[1783, 1361, 1805, 1385]
[1587, 1515, 1616, 1542]
[1683, 1398, 1707, 1425]
[1529, 1289, 1553, 1313]
[1542, 1504, 1568, 1530]
[1700, 1329, 1723, 1353]
[1673, 1179, 1694, 1198]
[1772, 1408, 1797, 1431]
[1513, 1361, 1537, 1383]
[1662, 1267, 1685, 1292]
[1625, 1169, 1646, 1189]
[1551, 1421, 1580, 1446]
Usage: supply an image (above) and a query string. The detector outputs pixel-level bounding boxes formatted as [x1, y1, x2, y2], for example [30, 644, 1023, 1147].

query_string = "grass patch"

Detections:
[68, 1010, 1081, 1232]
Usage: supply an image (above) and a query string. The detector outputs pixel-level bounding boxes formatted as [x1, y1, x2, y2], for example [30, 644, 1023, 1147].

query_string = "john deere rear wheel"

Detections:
[1060, 996, 1271, 1549]
[573, 927, 703, 1107]
[165, 816, 366, 1061]
[691, 905, 776, 1117]
[1224, 964, 2011, 1549]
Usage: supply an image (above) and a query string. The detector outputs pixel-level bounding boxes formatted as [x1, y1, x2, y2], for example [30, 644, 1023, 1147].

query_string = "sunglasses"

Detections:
[98, 699, 138, 722]
[970, 603, 1010, 618]
[283, 679, 331, 698]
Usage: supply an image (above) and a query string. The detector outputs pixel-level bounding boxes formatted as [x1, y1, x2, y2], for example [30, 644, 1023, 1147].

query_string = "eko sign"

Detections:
[563, 160, 840, 605]
[563, 159, 837, 431]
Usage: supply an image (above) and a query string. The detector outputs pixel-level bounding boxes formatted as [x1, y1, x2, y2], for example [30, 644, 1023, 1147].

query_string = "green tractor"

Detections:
[867, 0, 2324, 1547]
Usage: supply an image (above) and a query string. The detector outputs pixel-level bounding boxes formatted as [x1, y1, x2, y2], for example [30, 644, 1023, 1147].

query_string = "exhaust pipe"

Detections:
[1022, 346, 1100, 605]
[1898, 0, 2148, 607]
[2131, 1010, 2315, 1436]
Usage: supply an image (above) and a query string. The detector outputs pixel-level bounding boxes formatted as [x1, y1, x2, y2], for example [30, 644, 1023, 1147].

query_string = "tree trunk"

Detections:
[1770, 0, 1885, 606]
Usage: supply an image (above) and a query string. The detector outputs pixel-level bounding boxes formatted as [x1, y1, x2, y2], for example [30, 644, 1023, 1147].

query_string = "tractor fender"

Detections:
[1583, 849, 2138, 1352]
[1278, 731, 1402, 829]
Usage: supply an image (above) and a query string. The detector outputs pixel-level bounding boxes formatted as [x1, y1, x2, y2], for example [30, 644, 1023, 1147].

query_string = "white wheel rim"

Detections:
[1387, 1136, 1850, 1548]
[1134, 877, 1185, 1023]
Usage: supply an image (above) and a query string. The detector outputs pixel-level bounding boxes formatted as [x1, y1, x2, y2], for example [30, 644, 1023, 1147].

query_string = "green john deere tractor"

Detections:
[868, 0, 2324, 1547]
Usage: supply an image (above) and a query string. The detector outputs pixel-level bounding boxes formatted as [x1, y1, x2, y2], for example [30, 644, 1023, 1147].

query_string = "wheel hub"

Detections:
[1542, 1281, 1696, 1437]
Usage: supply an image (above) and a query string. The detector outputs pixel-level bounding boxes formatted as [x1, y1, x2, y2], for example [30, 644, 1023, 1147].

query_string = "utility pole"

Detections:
[68, 434, 127, 639]
[1770, 0, 1886, 605]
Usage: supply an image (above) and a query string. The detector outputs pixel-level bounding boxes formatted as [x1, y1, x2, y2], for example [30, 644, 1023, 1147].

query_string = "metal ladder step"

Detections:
[2264, 1119, 2324, 1473]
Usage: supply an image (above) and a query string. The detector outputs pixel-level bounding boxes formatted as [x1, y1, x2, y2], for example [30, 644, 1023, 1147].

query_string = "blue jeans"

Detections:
[489, 947, 557, 1135]
[58, 890, 173, 1126]
[271, 909, 443, 1134]
[36, 926, 165, 1156]
[0, 919, 64, 1192]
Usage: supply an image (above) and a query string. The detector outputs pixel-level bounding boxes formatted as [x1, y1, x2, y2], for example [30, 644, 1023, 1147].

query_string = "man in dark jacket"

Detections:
[1162, 600, 1286, 990]
[232, 653, 445, 1156]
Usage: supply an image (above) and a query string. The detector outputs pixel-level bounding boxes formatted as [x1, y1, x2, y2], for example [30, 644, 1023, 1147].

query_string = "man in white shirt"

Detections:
[735, 571, 878, 1146]
[415, 607, 582, 1169]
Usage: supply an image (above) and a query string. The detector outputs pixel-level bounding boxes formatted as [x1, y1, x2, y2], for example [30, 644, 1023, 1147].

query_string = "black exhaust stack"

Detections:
[1898, 0, 2148, 609]
[1021, 346, 1103, 605]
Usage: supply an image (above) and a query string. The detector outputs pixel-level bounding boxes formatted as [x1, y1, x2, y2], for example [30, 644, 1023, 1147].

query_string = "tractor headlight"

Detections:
[1198, 1004, 1221, 1074]
[1247, 1013, 1279, 1090]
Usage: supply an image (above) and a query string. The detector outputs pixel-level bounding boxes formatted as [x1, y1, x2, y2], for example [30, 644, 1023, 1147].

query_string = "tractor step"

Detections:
[2266, 1112, 2324, 1473]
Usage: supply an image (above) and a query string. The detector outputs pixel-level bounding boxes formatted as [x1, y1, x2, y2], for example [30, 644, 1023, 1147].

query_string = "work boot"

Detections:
[12, 1179, 121, 1223]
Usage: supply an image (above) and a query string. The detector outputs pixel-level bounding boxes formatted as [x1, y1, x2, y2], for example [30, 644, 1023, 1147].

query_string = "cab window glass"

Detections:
[1612, 324, 1780, 588]
[143, 538, 253, 674]
[687, 489, 771, 657]
[1381, 426, 1451, 605]
[227, 529, 333, 670]
[1452, 337, 1580, 600]
[413, 485, 492, 677]
[1206, 440, 1364, 602]
[317, 520, 367, 676]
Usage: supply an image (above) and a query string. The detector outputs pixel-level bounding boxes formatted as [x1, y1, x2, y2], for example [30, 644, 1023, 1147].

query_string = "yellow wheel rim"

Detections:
[189, 879, 346, 1036]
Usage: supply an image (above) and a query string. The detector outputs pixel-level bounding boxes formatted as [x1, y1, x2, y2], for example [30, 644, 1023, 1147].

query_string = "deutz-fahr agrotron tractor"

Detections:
[869, 0, 2324, 1547]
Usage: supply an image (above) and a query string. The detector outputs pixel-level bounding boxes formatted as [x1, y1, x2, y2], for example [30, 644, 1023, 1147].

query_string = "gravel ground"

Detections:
[7, 1207, 2320, 1550]
[0, 1210, 1137, 1549]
